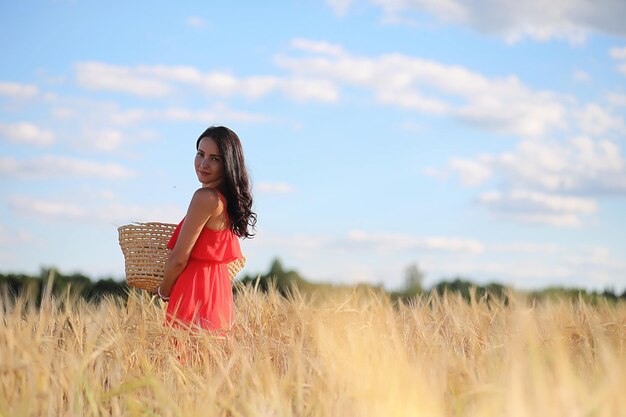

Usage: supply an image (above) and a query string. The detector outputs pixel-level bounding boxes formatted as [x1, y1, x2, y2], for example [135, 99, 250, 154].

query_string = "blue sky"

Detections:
[1, 0, 626, 292]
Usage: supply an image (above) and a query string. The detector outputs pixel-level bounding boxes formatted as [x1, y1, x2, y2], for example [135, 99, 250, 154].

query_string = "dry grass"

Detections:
[1, 283, 625, 417]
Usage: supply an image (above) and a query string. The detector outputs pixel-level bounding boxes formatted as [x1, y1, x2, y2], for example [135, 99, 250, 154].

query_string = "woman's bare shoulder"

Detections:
[190, 187, 221, 210]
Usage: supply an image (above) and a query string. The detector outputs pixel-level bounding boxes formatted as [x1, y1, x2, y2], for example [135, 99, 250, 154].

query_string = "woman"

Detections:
[154, 126, 256, 332]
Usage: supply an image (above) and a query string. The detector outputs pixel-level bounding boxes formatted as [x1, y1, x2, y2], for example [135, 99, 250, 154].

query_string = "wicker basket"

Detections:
[118, 222, 246, 290]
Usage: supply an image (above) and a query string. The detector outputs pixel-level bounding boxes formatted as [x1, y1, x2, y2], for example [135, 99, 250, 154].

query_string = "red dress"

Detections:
[165, 193, 243, 332]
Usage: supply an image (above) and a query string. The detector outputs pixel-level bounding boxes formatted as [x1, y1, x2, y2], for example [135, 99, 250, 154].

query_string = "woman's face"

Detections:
[195, 137, 224, 187]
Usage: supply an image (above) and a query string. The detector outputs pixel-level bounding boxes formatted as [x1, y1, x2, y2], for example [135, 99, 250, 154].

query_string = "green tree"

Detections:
[238, 257, 309, 296]
[404, 263, 424, 296]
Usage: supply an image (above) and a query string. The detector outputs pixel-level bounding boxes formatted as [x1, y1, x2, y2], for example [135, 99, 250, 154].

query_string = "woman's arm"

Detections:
[158, 188, 221, 297]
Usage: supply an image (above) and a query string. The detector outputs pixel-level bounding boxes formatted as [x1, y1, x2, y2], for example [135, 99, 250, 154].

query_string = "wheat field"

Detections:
[1, 283, 625, 417]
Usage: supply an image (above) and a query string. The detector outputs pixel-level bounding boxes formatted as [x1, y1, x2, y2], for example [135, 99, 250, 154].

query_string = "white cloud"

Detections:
[155, 69, 277, 98]
[479, 190, 597, 214]
[99, 190, 116, 200]
[186, 16, 207, 28]
[212, 230, 332, 275]
[377, 88, 449, 114]
[573, 70, 590, 81]
[157, 106, 270, 123]
[575, 104, 625, 136]
[421, 167, 448, 181]
[448, 137, 626, 195]
[279, 78, 339, 102]
[448, 157, 492, 186]
[328, 0, 626, 43]
[51, 98, 270, 127]
[478, 190, 597, 227]
[607, 93, 626, 107]
[419, 237, 485, 253]
[0, 224, 48, 249]
[160, 106, 264, 124]
[9, 195, 86, 220]
[74, 62, 173, 97]
[0, 155, 135, 179]
[326, 0, 355, 16]
[345, 230, 485, 254]
[563, 246, 626, 272]
[0, 252, 16, 262]
[609, 46, 626, 60]
[83, 129, 125, 152]
[291, 38, 346, 56]
[397, 121, 426, 133]
[453, 82, 566, 137]
[50, 107, 76, 119]
[94, 203, 184, 224]
[249, 230, 330, 253]
[439, 135, 626, 227]
[8, 195, 183, 224]
[106, 108, 148, 125]
[276, 44, 567, 137]
[249, 229, 484, 263]
[0, 82, 38, 100]
[560, 246, 626, 288]
[489, 242, 560, 254]
[502, 137, 626, 194]
[51, 99, 149, 126]
[73, 61, 339, 103]
[256, 182, 295, 194]
[0, 121, 55, 147]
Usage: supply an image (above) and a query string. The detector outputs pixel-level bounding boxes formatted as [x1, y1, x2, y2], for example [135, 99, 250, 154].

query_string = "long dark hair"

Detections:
[196, 126, 256, 238]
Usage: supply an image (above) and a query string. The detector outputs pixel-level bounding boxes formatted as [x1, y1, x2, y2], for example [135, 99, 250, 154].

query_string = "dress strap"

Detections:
[214, 190, 229, 221]
[214, 190, 226, 207]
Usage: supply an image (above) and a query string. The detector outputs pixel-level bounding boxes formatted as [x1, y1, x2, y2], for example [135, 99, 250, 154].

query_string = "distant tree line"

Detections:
[1, 260, 624, 307]
[0, 268, 128, 305]
[237, 259, 626, 304]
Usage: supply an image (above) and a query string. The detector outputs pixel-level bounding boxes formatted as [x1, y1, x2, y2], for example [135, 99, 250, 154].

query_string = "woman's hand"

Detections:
[152, 285, 170, 301]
